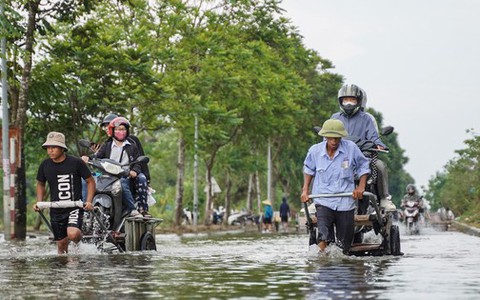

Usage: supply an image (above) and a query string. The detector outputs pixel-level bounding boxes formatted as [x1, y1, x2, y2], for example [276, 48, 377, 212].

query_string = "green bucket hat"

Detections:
[318, 119, 348, 138]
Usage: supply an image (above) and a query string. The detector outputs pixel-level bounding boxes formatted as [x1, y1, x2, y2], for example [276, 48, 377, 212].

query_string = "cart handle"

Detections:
[308, 191, 376, 200]
[36, 200, 84, 209]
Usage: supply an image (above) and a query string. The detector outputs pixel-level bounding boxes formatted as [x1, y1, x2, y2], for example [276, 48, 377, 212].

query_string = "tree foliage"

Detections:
[1, 0, 414, 228]
[426, 131, 480, 222]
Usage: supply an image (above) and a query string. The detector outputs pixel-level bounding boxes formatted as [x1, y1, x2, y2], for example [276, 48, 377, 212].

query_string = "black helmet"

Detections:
[100, 113, 118, 127]
[338, 84, 363, 116]
[406, 184, 416, 195]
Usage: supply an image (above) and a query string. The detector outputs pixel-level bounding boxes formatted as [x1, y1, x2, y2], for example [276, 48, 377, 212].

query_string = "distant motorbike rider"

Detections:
[401, 184, 423, 209]
[331, 83, 396, 211]
[401, 184, 424, 224]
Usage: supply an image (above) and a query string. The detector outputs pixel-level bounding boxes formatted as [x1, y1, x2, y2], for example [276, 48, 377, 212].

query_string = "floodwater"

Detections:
[0, 225, 479, 299]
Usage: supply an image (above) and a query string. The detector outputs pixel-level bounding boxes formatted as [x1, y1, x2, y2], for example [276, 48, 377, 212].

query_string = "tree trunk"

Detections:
[174, 135, 185, 227]
[255, 170, 261, 215]
[271, 175, 277, 211]
[246, 173, 253, 212]
[204, 168, 212, 225]
[203, 148, 220, 225]
[224, 170, 231, 226]
[13, 0, 41, 240]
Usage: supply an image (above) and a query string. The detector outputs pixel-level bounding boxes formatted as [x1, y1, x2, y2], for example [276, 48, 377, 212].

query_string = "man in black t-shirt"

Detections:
[33, 132, 95, 254]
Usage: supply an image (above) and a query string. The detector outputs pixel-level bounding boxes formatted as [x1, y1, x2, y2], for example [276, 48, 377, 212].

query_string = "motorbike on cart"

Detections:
[305, 126, 402, 256]
[37, 140, 162, 253]
[304, 192, 401, 256]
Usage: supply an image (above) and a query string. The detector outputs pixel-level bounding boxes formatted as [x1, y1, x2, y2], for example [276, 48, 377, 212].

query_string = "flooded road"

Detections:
[0, 226, 479, 299]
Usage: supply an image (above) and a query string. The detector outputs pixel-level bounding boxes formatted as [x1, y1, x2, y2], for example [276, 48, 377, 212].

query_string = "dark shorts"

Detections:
[51, 208, 84, 241]
[263, 217, 272, 225]
[315, 205, 354, 251]
[281, 216, 289, 223]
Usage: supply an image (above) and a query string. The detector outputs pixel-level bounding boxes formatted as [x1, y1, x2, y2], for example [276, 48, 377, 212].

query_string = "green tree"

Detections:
[426, 132, 480, 221]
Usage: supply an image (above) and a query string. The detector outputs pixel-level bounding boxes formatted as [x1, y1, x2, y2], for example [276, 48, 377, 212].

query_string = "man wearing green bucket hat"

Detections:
[301, 119, 370, 254]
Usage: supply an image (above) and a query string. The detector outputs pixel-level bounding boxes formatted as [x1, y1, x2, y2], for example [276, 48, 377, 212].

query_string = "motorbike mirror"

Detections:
[381, 126, 394, 136]
[78, 139, 93, 149]
[313, 126, 321, 135]
[136, 155, 150, 164]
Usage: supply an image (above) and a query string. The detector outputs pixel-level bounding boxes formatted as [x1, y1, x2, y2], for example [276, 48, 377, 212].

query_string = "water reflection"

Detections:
[302, 248, 396, 299]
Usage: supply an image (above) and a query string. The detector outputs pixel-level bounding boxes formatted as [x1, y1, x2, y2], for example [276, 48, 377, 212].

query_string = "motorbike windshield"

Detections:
[100, 161, 124, 175]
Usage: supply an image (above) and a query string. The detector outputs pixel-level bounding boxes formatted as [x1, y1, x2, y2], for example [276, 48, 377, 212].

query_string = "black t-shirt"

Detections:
[36, 155, 92, 205]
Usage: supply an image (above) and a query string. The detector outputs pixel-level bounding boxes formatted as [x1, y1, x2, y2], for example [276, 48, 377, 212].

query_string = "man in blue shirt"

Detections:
[301, 119, 370, 254]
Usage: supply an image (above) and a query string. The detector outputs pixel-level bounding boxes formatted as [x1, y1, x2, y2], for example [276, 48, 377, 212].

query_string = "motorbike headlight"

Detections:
[93, 194, 112, 209]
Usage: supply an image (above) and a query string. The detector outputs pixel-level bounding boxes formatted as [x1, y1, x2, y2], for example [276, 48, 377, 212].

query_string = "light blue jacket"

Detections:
[331, 111, 386, 147]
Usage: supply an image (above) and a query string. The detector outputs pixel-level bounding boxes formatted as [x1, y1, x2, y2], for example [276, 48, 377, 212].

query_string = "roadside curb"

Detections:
[451, 221, 480, 237]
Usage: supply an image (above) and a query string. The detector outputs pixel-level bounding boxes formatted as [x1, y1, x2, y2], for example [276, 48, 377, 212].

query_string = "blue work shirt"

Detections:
[303, 139, 370, 211]
[331, 111, 386, 148]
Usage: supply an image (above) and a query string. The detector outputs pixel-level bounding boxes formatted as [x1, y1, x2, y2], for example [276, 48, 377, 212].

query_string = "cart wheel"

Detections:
[140, 232, 157, 251]
[390, 225, 402, 256]
[308, 227, 318, 246]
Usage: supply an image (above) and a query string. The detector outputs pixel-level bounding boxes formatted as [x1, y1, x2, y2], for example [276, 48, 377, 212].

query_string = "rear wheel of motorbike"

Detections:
[140, 232, 157, 251]
[390, 225, 402, 256]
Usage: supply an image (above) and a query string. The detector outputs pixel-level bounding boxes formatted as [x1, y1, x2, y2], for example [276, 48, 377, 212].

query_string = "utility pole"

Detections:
[267, 139, 271, 202]
[193, 115, 199, 227]
[1, 1, 11, 240]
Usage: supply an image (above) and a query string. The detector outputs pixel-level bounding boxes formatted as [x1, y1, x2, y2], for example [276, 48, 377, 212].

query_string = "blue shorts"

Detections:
[51, 208, 84, 241]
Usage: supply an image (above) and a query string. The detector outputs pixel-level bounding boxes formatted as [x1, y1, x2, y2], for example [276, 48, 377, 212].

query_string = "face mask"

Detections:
[342, 99, 357, 106]
[114, 131, 127, 141]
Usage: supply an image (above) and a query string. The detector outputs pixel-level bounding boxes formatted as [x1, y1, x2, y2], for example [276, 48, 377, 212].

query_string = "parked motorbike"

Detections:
[212, 207, 225, 225]
[228, 210, 259, 226]
[182, 208, 193, 225]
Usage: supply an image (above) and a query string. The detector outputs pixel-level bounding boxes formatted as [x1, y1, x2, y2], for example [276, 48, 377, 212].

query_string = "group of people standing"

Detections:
[262, 196, 292, 233]
[33, 114, 151, 254]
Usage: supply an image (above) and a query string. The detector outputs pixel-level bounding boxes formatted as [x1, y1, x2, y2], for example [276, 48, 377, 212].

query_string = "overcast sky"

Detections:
[281, 0, 480, 190]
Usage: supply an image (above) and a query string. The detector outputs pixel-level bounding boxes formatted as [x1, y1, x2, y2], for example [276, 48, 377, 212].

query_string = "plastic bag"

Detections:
[147, 187, 157, 206]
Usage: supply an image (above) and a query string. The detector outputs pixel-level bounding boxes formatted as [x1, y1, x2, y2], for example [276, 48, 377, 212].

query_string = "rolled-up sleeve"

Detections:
[303, 150, 316, 176]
